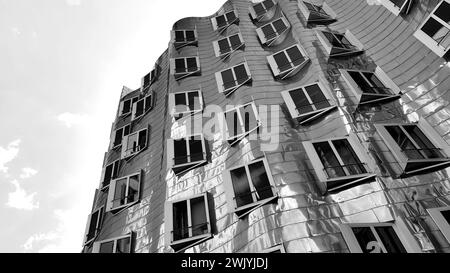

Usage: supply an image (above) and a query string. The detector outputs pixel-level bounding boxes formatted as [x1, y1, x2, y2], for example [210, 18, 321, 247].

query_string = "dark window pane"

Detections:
[174, 139, 188, 165]
[313, 141, 346, 178]
[240, 104, 258, 133]
[103, 163, 113, 187]
[226, 11, 236, 23]
[289, 88, 314, 114]
[362, 72, 390, 95]
[332, 139, 366, 175]
[231, 166, 253, 207]
[135, 99, 144, 117]
[273, 51, 291, 72]
[127, 175, 139, 204]
[389, 0, 408, 8]
[122, 100, 131, 114]
[349, 71, 372, 94]
[273, 19, 287, 34]
[173, 200, 189, 240]
[323, 31, 341, 47]
[386, 125, 423, 159]
[189, 137, 204, 162]
[304, 84, 330, 110]
[422, 17, 450, 48]
[218, 38, 231, 54]
[186, 58, 198, 72]
[404, 125, 443, 159]
[352, 227, 383, 253]
[99, 241, 115, 253]
[185, 31, 196, 41]
[216, 15, 227, 28]
[126, 133, 138, 154]
[112, 161, 120, 179]
[375, 226, 407, 253]
[175, 59, 186, 73]
[263, 0, 274, 10]
[87, 210, 99, 241]
[144, 95, 152, 111]
[190, 197, 208, 237]
[138, 130, 147, 151]
[225, 109, 242, 138]
[113, 178, 128, 208]
[286, 46, 305, 67]
[335, 33, 353, 49]
[143, 73, 150, 87]
[234, 64, 249, 85]
[123, 125, 130, 136]
[116, 237, 131, 253]
[254, 3, 265, 16]
[229, 34, 242, 50]
[221, 69, 235, 90]
[175, 31, 185, 42]
[188, 91, 200, 111]
[248, 161, 273, 201]
[435, 1, 450, 24]
[262, 24, 276, 40]
[441, 210, 450, 224]
[114, 128, 123, 147]
[175, 93, 187, 107]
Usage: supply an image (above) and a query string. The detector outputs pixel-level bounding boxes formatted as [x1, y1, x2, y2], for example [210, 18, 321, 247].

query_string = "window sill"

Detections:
[401, 159, 450, 178]
[108, 200, 140, 215]
[233, 195, 278, 219]
[172, 159, 208, 176]
[325, 173, 376, 193]
[297, 106, 337, 125]
[170, 233, 213, 253]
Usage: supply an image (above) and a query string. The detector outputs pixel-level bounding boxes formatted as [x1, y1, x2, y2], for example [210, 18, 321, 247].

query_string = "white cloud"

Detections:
[23, 232, 59, 251]
[57, 112, 88, 128]
[65, 0, 81, 6]
[6, 180, 39, 211]
[0, 139, 21, 174]
[19, 167, 38, 179]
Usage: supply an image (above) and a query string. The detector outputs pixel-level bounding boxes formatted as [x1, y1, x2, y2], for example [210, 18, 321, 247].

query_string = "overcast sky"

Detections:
[0, 0, 227, 253]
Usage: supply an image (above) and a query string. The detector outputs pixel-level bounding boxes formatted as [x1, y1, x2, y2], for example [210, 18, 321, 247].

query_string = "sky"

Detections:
[0, 0, 227, 253]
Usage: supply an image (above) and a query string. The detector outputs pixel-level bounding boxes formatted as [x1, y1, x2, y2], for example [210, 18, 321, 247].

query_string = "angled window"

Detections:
[298, 1, 337, 24]
[303, 134, 376, 194]
[316, 30, 364, 57]
[172, 29, 198, 50]
[249, 0, 276, 22]
[212, 33, 244, 58]
[131, 92, 154, 121]
[83, 206, 104, 245]
[168, 90, 203, 120]
[106, 172, 141, 212]
[215, 62, 252, 96]
[281, 81, 337, 125]
[414, 0, 450, 58]
[340, 66, 402, 107]
[170, 56, 200, 81]
[100, 159, 121, 190]
[167, 134, 207, 176]
[111, 124, 131, 149]
[256, 17, 290, 46]
[211, 10, 239, 34]
[166, 193, 212, 252]
[141, 68, 157, 92]
[267, 44, 310, 79]
[379, 0, 413, 16]
[121, 127, 148, 159]
[118, 96, 139, 117]
[428, 206, 450, 244]
[223, 102, 261, 146]
[375, 119, 450, 177]
[223, 158, 277, 218]
[92, 233, 133, 253]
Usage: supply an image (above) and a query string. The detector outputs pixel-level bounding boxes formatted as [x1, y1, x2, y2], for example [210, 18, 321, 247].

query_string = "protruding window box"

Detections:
[249, 0, 277, 22]
[171, 29, 198, 50]
[223, 158, 278, 218]
[100, 159, 121, 190]
[118, 96, 139, 117]
[120, 127, 149, 160]
[83, 206, 104, 246]
[111, 124, 131, 150]
[92, 233, 133, 253]
[298, 1, 337, 25]
[166, 193, 212, 253]
[428, 206, 450, 244]
[215, 62, 252, 97]
[316, 30, 364, 57]
[379, 0, 413, 16]
[141, 67, 157, 92]
[303, 135, 376, 194]
[267, 44, 310, 79]
[375, 119, 450, 178]
[212, 33, 245, 59]
[256, 16, 290, 46]
[211, 10, 239, 34]
[339, 67, 402, 107]
[170, 56, 200, 81]
[223, 102, 261, 146]
[281, 81, 337, 125]
[131, 92, 154, 121]
[167, 134, 208, 176]
[106, 172, 142, 213]
[168, 90, 203, 120]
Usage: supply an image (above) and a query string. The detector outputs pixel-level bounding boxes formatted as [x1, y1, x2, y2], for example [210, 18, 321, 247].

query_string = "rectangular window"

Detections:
[100, 159, 121, 189]
[256, 17, 290, 46]
[169, 90, 203, 119]
[379, 0, 413, 16]
[281, 81, 336, 124]
[92, 233, 133, 253]
[121, 127, 148, 159]
[83, 206, 104, 245]
[316, 30, 364, 57]
[298, 1, 337, 24]
[112, 124, 131, 149]
[213, 33, 244, 58]
[215, 62, 251, 96]
[170, 56, 200, 80]
[211, 10, 239, 33]
[223, 102, 260, 146]
[267, 44, 309, 79]
[119, 96, 139, 117]
[223, 158, 277, 218]
[168, 134, 207, 175]
[249, 0, 276, 21]
[167, 193, 212, 252]
[132, 93, 154, 121]
[172, 29, 197, 49]
[141, 68, 157, 92]
[414, 0, 450, 58]
[106, 172, 141, 212]
[428, 206, 450, 244]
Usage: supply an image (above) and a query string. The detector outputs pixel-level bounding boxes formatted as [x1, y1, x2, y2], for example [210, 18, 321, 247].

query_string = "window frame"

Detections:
[222, 102, 261, 146]
[99, 159, 121, 190]
[212, 33, 245, 58]
[141, 67, 157, 92]
[215, 62, 252, 97]
[118, 95, 139, 117]
[83, 206, 104, 246]
[111, 124, 131, 149]
[315, 29, 364, 57]
[106, 171, 142, 213]
[120, 126, 149, 159]
[92, 233, 133, 253]
[413, 0, 450, 58]
[249, 0, 277, 22]
[131, 92, 154, 121]
[256, 16, 291, 46]
[170, 56, 201, 81]
[379, 0, 413, 16]
[211, 10, 239, 34]
[297, 1, 337, 24]
[428, 206, 450, 244]
[168, 89, 204, 120]
[171, 29, 198, 50]
[281, 80, 337, 124]
[267, 43, 310, 79]
[167, 133, 208, 176]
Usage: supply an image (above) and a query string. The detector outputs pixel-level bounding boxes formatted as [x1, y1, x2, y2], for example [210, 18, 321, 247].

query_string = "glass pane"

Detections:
[404, 125, 443, 159]
[362, 72, 390, 95]
[273, 51, 291, 72]
[99, 241, 115, 253]
[112, 161, 120, 179]
[352, 227, 384, 253]
[231, 166, 253, 207]
[422, 17, 450, 49]
[248, 161, 273, 201]
[389, 0, 408, 8]
[190, 196, 208, 237]
[234, 64, 249, 85]
[185, 30, 196, 42]
[289, 88, 314, 115]
[435, 1, 450, 24]
[218, 38, 231, 54]
[174, 139, 188, 165]
[313, 141, 346, 178]
[87, 211, 99, 241]
[173, 200, 189, 241]
[175, 31, 185, 42]
[188, 91, 200, 111]
[127, 175, 140, 204]
[126, 133, 138, 154]
[441, 209, 450, 224]
[254, 3, 265, 16]
[375, 226, 407, 253]
[189, 136, 204, 163]
[386, 125, 424, 159]
[186, 58, 198, 72]
[349, 71, 373, 95]
[175, 58, 186, 73]
[113, 178, 128, 208]
[304, 84, 330, 110]
[273, 19, 287, 34]
[123, 125, 130, 136]
[332, 139, 366, 175]
[138, 130, 147, 151]
[286, 46, 305, 67]
[135, 99, 144, 116]
[116, 237, 131, 253]
[335, 33, 353, 49]
[122, 100, 131, 114]
[226, 11, 236, 23]
[263, 0, 274, 10]
[221, 69, 235, 90]
[323, 31, 340, 47]
[262, 24, 276, 40]
[144, 95, 152, 111]
[240, 104, 258, 133]
[174, 93, 188, 113]
[104, 164, 113, 186]
[216, 15, 227, 28]
[229, 34, 242, 50]
[225, 109, 242, 138]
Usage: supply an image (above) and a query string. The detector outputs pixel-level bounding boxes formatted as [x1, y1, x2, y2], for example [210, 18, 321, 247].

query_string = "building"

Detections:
[82, 0, 450, 253]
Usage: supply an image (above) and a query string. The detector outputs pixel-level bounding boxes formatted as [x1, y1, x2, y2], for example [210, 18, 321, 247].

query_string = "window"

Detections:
[379, 0, 413, 16]
[120, 127, 148, 159]
[340, 221, 422, 253]
[298, 1, 337, 24]
[339, 66, 402, 107]
[316, 30, 364, 57]
[100, 159, 121, 190]
[211, 10, 239, 33]
[212, 33, 244, 58]
[170, 56, 200, 80]
[131, 92, 154, 121]
[111, 124, 131, 149]
[106, 172, 141, 212]
[168, 90, 203, 120]
[428, 206, 450, 244]
[215, 62, 252, 96]
[223, 102, 261, 146]
[83, 206, 104, 245]
[141, 68, 157, 92]
[414, 0, 450, 58]
[118, 96, 139, 117]
[303, 134, 376, 194]
[281, 81, 337, 124]
[256, 17, 290, 46]
[166, 193, 212, 252]
[375, 119, 450, 177]
[172, 29, 198, 50]
[267, 44, 310, 79]
[249, 0, 276, 22]
[223, 158, 277, 218]
[92, 233, 133, 253]
[167, 134, 207, 175]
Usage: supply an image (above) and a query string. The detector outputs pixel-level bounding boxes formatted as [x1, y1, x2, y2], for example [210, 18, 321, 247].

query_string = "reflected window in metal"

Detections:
[352, 226, 406, 253]
[224, 103, 260, 145]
